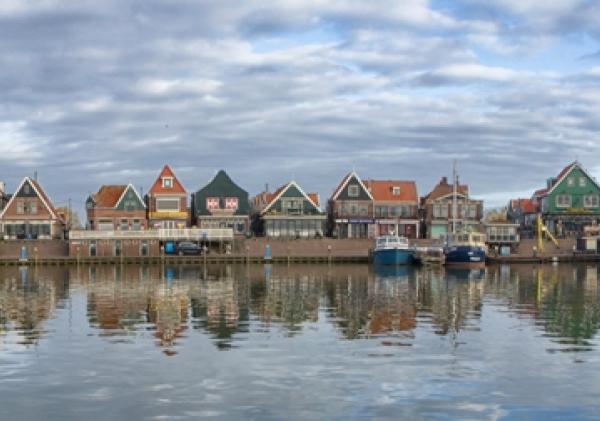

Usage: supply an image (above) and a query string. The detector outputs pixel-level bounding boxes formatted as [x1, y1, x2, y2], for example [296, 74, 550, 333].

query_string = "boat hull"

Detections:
[444, 245, 486, 267]
[373, 249, 415, 265]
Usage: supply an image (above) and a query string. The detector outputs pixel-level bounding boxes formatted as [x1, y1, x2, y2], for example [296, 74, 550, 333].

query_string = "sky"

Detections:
[1, 0, 600, 214]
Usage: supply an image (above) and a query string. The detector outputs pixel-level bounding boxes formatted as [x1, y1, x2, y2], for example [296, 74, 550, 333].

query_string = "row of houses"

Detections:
[507, 161, 600, 238]
[0, 165, 484, 241]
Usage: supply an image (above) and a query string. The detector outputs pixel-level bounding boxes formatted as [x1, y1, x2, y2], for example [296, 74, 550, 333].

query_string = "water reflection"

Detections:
[0, 263, 599, 355]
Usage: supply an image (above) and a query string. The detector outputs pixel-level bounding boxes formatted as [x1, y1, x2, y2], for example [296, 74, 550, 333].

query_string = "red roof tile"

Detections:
[148, 165, 186, 195]
[92, 185, 127, 208]
[511, 198, 539, 214]
[422, 177, 468, 202]
[363, 180, 418, 202]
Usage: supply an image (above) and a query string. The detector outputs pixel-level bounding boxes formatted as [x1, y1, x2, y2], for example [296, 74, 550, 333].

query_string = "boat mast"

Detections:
[452, 160, 457, 235]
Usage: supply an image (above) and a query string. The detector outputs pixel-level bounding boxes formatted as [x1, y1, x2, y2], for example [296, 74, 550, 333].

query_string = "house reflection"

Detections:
[0, 266, 69, 347]
[486, 264, 600, 350]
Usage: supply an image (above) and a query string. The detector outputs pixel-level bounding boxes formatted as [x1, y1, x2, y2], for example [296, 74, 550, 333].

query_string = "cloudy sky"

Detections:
[1, 0, 600, 213]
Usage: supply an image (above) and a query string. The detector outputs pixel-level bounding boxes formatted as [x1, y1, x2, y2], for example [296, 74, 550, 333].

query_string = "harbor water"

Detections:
[1, 263, 600, 420]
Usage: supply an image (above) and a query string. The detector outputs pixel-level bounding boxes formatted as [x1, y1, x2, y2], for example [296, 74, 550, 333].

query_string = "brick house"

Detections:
[147, 165, 188, 229]
[364, 179, 420, 239]
[421, 176, 483, 239]
[0, 177, 66, 239]
[86, 184, 147, 231]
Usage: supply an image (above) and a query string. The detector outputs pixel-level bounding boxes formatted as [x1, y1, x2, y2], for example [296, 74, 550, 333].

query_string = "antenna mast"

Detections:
[452, 160, 457, 235]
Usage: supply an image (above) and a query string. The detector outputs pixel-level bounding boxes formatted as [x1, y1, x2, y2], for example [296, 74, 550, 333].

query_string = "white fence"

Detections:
[70, 228, 233, 241]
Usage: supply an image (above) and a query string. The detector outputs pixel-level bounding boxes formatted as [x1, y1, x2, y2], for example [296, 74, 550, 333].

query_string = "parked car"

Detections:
[176, 242, 202, 256]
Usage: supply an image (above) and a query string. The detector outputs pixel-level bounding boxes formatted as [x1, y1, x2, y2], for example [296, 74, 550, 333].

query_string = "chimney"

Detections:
[34, 170, 38, 182]
[441, 176, 448, 185]
[0, 181, 4, 194]
[265, 183, 269, 193]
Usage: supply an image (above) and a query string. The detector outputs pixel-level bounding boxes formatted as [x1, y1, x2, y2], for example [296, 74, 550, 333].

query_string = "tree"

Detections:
[56, 207, 82, 229]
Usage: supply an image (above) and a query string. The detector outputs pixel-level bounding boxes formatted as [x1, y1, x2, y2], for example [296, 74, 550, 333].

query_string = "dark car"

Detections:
[176, 242, 202, 256]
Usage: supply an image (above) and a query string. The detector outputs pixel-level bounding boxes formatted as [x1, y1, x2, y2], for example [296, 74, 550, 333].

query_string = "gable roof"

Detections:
[148, 165, 186, 195]
[331, 171, 373, 201]
[364, 179, 418, 202]
[0, 177, 62, 221]
[260, 181, 321, 214]
[90, 185, 127, 208]
[115, 184, 146, 209]
[194, 170, 250, 216]
[542, 161, 600, 196]
[423, 176, 469, 203]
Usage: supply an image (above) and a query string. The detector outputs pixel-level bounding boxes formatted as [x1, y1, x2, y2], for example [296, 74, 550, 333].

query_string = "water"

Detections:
[1, 263, 600, 420]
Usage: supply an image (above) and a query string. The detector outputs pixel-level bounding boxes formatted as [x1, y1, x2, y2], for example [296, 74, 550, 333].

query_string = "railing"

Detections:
[487, 234, 520, 243]
[69, 228, 233, 241]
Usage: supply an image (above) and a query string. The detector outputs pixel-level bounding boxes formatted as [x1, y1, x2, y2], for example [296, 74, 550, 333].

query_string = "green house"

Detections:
[193, 170, 250, 235]
[535, 162, 600, 236]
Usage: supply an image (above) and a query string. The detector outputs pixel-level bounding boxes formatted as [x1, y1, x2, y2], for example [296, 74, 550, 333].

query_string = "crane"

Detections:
[536, 214, 559, 252]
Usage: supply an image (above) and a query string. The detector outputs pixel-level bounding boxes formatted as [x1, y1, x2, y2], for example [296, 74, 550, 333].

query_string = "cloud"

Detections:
[0, 1, 598, 213]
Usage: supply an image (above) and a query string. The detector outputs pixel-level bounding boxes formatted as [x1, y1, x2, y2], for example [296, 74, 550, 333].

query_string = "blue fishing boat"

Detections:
[373, 235, 415, 265]
[444, 232, 487, 267]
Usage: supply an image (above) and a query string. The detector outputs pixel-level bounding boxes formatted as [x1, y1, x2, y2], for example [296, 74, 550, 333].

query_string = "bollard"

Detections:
[246, 245, 250, 264]
[264, 244, 271, 263]
[328, 244, 332, 265]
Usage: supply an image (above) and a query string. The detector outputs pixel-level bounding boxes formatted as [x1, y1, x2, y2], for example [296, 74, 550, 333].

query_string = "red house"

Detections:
[146, 165, 188, 229]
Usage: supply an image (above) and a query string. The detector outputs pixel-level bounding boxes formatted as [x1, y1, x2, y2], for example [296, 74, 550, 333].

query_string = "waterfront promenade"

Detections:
[0, 237, 596, 265]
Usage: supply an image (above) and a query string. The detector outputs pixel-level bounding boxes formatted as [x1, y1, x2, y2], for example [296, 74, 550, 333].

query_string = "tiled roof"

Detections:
[364, 180, 418, 202]
[92, 185, 127, 208]
[423, 177, 468, 202]
[533, 188, 548, 197]
[149, 165, 186, 195]
[254, 182, 320, 211]
[511, 198, 539, 214]
[308, 193, 320, 207]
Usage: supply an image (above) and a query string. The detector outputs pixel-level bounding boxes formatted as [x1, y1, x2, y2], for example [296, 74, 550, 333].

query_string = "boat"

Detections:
[444, 231, 487, 267]
[373, 235, 415, 265]
[443, 162, 487, 267]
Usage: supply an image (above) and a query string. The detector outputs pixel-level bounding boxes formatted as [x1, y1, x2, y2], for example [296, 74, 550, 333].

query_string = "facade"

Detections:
[194, 170, 250, 236]
[364, 179, 420, 239]
[252, 181, 326, 238]
[484, 221, 520, 249]
[421, 176, 483, 239]
[0, 177, 65, 240]
[86, 184, 147, 231]
[534, 162, 600, 237]
[328, 171, 374, 239]
[506, 198, 539, 239]
[147, 165, 188, 229]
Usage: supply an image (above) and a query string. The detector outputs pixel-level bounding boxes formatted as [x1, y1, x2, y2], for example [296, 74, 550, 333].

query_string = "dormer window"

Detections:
[392, 186, 401, 196]
[162, 177, 173, 188]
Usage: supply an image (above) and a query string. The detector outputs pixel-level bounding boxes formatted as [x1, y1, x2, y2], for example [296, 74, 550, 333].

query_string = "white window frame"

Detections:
[579, 177, 587, 187]
[556, 194, 571, 208]
[156, 198, 180, 212]
[348, 185, 359, 198]
[162, 177, 173, 188]
[392, 186, 401, 196]
[584, 194, 599, 208]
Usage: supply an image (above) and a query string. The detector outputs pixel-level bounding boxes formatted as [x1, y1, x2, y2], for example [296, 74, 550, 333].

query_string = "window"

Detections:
[567, 177, 574, 187]
[282, 199, 302, 214]
[469, 204, 477, 218]
[359, 206, 368, 216]
[156, 198, 179, 211]
[23, 184, 31, 194]
[132, 219, 141, 231]
[375, 206, 387, 217]
[433, 204, 448, 218]
[30, 202, 37, 214]
[140, 241, 149, 256]
[584, 194, 599, 208]
[89, 240, 97, 257]
[350, 204, 358, 215]
[17, 200, 24, 214]
[392, 186, 401, 196]
[580, 177, 587, 187]
[348, 185, 359, 197]
[120, 219, 129, 231]
[162, 177, 173, 188]
[556, 194, 571, 208]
